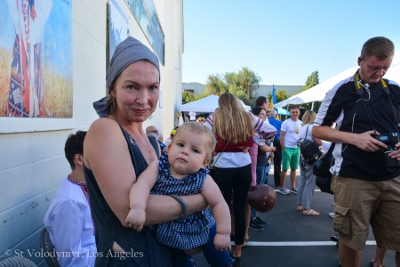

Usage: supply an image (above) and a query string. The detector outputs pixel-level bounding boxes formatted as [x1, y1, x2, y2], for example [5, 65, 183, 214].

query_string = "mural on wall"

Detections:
[0, 0, 73, 118]
[109, 0, 130, 61]
[125, 0, 165, 65]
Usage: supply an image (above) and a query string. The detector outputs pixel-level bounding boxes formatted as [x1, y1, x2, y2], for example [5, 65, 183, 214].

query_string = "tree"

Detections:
[279, 71, 321, 112]
[204, 67, 260, 105]
[229, 67, 260, 105]
[267, 89, 290, 103]
[182, 91, 203, 104]
[300, 71, 320, 111]
[204, 74, 227, 96]
[293, 71, 319, 94]
[303, 71, 319, 90]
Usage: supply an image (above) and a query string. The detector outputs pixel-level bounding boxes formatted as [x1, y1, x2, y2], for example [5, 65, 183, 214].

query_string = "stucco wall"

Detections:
[0, 0, 183, 265]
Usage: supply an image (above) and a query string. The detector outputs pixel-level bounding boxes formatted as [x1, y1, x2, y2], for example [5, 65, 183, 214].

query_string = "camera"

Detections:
[373, 132, 400, 168]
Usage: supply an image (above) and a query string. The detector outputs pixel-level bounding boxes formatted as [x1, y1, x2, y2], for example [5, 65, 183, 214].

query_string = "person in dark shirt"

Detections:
[313, 36, 400, 267]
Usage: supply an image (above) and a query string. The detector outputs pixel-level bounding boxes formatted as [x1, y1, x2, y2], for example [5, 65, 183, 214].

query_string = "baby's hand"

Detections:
[125, 208, 146, 232]
[214, 233, 231, 251]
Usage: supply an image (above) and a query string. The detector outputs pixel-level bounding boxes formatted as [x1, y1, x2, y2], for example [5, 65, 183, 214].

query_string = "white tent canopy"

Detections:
[274, 55, 400, 109]
[274, 67, 358, 108]
[179, 94, 251, 113]
[180, 95, 220, 113]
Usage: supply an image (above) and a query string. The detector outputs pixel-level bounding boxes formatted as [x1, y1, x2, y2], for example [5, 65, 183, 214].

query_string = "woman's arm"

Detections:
[145, 194, 208, 225]
[280, 130, 286, 151]
[313, 137, 323, 146]
[251, 113, 277, 139]
[259, 143, 276, 153]
[84, 119, 137, 226]
[126, 160, 159, 231]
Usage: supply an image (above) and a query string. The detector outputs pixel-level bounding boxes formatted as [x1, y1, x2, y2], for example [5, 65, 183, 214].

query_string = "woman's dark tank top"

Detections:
[84, 122, 172, 266]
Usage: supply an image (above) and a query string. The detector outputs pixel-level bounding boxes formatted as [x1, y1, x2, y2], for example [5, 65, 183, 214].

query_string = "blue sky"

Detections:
[182, 0, 400, 86]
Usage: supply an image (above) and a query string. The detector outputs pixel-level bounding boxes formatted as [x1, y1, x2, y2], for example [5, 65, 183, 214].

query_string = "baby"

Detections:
[126, 122, 232, 266]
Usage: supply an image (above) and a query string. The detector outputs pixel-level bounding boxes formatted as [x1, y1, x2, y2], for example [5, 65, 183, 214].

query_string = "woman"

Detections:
[248, 106, 275, 231]
[296, 110, 321, 216]
[205, 93, 276, 266]
[253, 107, 276, 186]
[84, 37, 207, 266]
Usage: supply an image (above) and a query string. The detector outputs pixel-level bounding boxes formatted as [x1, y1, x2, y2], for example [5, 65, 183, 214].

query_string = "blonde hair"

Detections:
[301, 110, 317, 126]
[213, 92, 254, 143]
[172, 122, 216, 159]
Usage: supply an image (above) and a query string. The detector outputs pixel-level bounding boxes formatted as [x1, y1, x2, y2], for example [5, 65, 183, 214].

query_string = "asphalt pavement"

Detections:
[192, 167, 397, 267]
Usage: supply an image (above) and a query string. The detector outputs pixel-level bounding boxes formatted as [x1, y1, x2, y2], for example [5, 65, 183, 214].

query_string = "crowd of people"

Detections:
[42, 36, 400, 267]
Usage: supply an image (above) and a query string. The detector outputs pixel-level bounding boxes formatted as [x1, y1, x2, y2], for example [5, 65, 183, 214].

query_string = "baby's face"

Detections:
[167, 129, 210, 179]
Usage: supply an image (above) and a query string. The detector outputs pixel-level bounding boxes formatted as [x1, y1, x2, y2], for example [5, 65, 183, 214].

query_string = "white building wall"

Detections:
[0, 0, 183, 265]
[158, 0, 184, 136]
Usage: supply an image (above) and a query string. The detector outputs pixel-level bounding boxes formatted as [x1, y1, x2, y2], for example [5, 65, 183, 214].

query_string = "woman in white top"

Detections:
[205, 92, 276, 266]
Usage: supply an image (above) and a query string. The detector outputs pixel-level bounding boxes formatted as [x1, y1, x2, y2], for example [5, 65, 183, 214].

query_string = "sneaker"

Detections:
[232, 254, 242, 267]
[278, 188, 290, 195]
[330, 233, 339, 243]
[329, 212, 335, 218]
[290, 187, 298, 194]
[248, 221, 263, 232]
[253, 216, 268, 227]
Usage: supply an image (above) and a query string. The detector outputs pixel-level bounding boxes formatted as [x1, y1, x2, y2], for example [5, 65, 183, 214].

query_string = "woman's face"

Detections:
[111, 61, 159, 122]
[258, 110, 267, 121]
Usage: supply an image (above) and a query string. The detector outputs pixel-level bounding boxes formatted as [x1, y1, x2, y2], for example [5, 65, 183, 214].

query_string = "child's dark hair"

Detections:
[65, 131, 87, 169]
[252, 106, 266, 116]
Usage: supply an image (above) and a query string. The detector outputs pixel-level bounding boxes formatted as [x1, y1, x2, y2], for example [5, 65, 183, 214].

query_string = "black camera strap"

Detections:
[353, 69, 389, 133]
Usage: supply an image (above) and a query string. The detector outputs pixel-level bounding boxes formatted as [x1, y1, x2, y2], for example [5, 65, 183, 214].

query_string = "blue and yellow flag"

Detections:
[270, 85, 280, 119]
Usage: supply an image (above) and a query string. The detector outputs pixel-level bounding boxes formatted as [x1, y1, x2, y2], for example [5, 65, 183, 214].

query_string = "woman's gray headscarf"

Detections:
[93, 36, 160, 117]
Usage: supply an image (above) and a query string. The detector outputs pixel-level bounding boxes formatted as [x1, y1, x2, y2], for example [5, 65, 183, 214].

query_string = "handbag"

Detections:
[299, 125, 323, 165]
[314, 143, 335, 194]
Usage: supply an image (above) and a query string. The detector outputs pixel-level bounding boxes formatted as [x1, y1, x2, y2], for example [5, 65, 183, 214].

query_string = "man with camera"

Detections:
[313, 37, 400, 267]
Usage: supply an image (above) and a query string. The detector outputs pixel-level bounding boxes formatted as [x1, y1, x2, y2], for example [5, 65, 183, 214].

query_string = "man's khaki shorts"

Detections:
[331, 174, 400, 251]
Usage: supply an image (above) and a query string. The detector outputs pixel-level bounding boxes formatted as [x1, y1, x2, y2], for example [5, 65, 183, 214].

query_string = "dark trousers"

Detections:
[273, 139, 282, 187]
[213, 164, 252, 245]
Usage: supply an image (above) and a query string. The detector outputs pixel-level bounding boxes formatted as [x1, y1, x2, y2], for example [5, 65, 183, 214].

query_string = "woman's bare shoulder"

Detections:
[84, 118, 124, 167]
[89, 117, 116, 128]
[87, 117, 121, 136]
